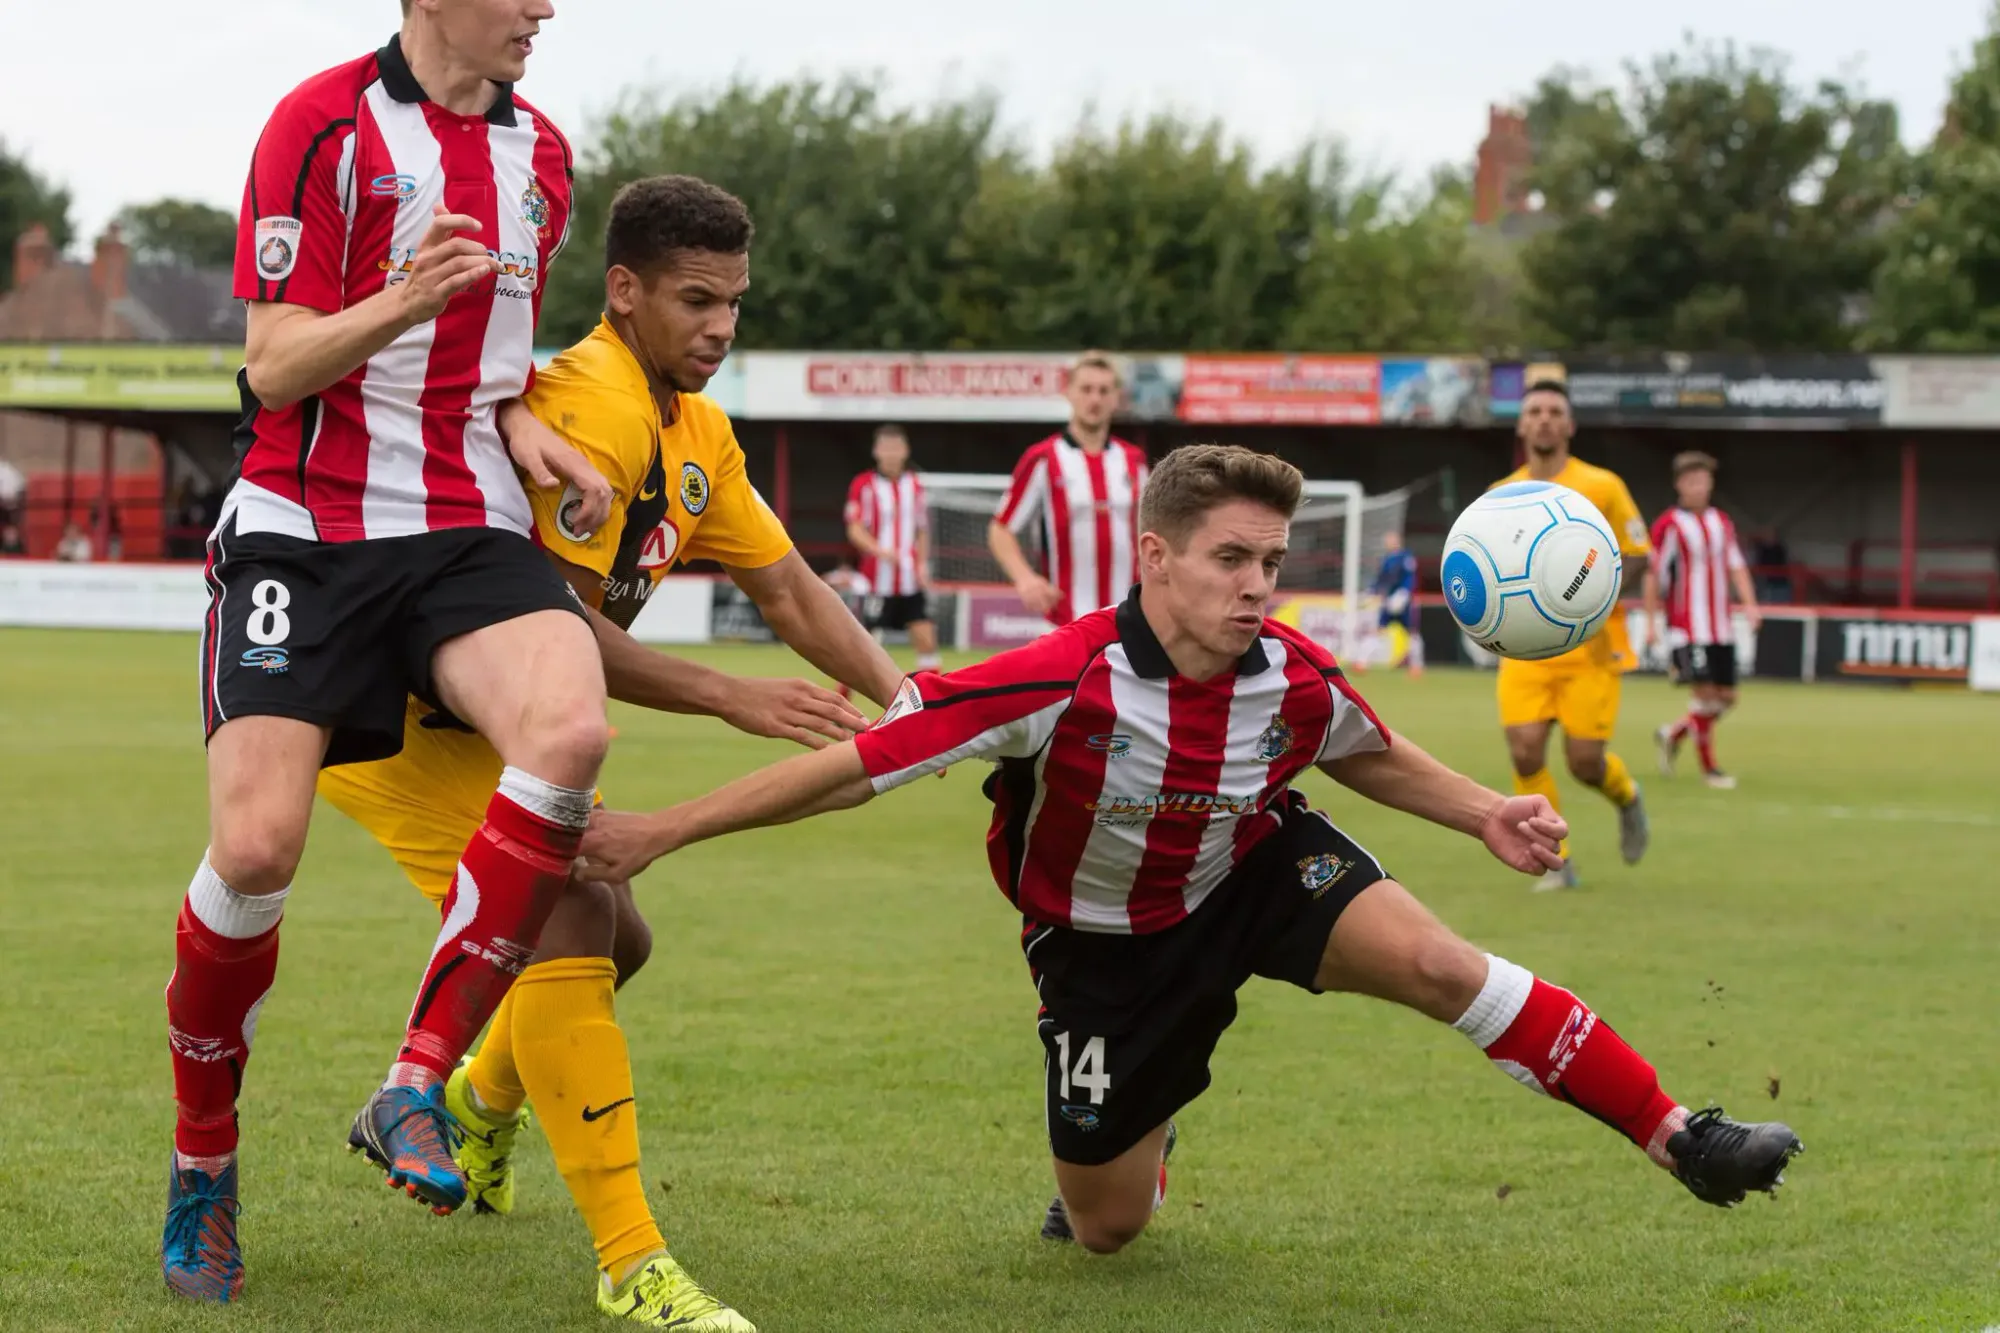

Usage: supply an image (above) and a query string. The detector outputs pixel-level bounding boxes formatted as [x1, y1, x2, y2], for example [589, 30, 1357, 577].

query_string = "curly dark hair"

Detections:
[604, 175, 754, 276]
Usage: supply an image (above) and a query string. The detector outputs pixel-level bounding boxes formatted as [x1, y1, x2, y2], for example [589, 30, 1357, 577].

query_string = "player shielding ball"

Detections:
[987, 352, 1149, 625]
[581, 444, 1802, 1254]
[1644, 452, 1762, 789]
[321, 176, 901, 1331]
[1493, 381, 1651, 891]
[166, 1, 620, 1302]
[844, 424, 942, 671]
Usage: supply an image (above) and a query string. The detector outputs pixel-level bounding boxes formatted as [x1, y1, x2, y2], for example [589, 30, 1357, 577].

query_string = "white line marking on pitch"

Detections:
[1749, 803, 2000, 829]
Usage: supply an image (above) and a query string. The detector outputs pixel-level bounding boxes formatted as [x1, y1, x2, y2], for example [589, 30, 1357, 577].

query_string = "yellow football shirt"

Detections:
[1493, 456, 1650, 671]
[524, 315, 793, 629]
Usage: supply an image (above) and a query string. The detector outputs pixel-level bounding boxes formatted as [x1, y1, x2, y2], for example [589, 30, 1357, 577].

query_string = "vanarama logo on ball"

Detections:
[1561, 547, 1600, 602]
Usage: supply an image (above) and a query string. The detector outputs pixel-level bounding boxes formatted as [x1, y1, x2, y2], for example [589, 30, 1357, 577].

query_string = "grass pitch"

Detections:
[2, 627, 1998, 1331]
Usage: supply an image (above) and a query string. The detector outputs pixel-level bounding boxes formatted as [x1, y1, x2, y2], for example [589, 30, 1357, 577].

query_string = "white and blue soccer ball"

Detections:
[1441, 481, 1621, 661]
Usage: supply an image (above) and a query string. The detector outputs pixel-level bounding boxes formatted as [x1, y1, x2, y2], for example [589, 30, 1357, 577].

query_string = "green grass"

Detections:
[3, 627, 1998, 1331]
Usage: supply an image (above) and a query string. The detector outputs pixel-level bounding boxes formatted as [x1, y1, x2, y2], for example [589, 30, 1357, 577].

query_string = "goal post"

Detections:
[920, 472, 1411, 660]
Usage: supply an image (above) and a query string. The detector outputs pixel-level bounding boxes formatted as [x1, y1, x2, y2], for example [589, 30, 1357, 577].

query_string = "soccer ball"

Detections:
[1441, 481, 1621, 661]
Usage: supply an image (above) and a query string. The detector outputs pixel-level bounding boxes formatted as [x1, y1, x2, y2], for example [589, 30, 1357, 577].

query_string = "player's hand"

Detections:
[504, 408, 614, 537]
[576, 807, 678, 884]
[1743, 605, 1763, 631]
[398, 203, 499, 323]
[1015, 575, 1062, 616]
[1476, 794, 1568, 874]
[720, 676, 868, 749]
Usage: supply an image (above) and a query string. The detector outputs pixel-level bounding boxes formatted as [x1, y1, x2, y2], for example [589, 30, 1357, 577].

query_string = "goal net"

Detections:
[921, 472, 1412, 660]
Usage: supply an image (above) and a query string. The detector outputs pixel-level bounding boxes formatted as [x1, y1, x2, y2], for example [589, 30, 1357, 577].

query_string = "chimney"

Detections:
[1472, 106, 1533, 226]
[12, 222, 55, 291]
[91, 223, 130, 301]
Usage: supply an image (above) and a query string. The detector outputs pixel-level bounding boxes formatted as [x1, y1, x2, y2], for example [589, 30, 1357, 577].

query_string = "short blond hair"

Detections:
[1069, 350, 1122, 386]
[1140, 444, 1303, 548]
[1673, 450, 1719, 478]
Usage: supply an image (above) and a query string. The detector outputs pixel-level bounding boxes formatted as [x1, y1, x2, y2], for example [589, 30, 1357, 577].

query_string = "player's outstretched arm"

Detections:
[583, 603, 865, 749]
[577, 741, 874, 883]
[730, 550, 903, 707]
[498, 400, 613, 537]
[1319, 739, 1568, 875]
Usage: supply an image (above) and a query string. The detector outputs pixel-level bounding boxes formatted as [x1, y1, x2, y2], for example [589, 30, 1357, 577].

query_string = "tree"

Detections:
[541, 76, 1003, 349]
[0, 139, 73, 289]
[1866, 1, 2000, 349]
[115, 198, 237, 270]
[1517, 43, 1903, 352]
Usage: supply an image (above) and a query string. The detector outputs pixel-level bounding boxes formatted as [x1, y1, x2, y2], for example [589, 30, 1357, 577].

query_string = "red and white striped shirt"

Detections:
[853, 592, 1390, 935]
[227, 36, 573, 544]
[995, 433, 1148, 625]
[1650, 505, 1746, 646]
[844, 469, 926, 597]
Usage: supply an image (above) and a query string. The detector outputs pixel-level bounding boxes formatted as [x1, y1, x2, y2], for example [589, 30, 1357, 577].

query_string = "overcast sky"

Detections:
[6, 0, 1991, 247]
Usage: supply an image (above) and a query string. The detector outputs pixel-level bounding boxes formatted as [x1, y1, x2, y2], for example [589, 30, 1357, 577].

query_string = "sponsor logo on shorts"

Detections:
[240, 646, 290, 675]
[1297, 852, 1352, 898]
[1085, 791, 1258, 827]
[680, 462, 710, 516]
[1254, 715, 1296, 762]
[1058, 1104, 1102, 1131]
[1085, 733, 1133, 757]
[1545, 1003, 1595, 1088]
[370, 173, 419, 200]
[253, 216, 301, 280]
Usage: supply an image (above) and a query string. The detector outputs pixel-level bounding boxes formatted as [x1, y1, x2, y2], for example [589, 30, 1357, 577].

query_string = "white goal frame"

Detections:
[919, 472, 1367, 654]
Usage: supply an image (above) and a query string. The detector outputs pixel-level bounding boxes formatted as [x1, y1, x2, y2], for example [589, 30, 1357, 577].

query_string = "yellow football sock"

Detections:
[1596, 751, 1637, 808]
[511, 957, 665, 1280]
[466, 986, 528, 1117]
[1514, 767, 1569, 860]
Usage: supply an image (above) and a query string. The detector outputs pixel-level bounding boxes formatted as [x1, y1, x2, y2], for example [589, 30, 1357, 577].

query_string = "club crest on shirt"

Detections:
[555, 484, 594, 542]
[1298, 852, 1352, 899]
[680, 462, 710, 516]
[253, 216, 301, 280]
[1254, 715, 1296, 762]
[520, 178, 552, 238]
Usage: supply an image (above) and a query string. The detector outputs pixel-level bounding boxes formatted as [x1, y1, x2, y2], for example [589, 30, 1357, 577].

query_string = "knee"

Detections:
[207, 826, 305, 894]
[530, 702, 610, 780]
[536, 876, 617, 962]
[1067, 1208, 1150, 1255]
[1507, 745, 1543, 778]
[1410, 931, 1487, 1023]
[1565, 750, 1606, 785]
[611, 897, 653, 986]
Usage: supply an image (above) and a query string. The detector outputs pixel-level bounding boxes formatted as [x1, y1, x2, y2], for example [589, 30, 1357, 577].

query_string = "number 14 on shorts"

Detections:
[1053, 1031, 1110, 1105]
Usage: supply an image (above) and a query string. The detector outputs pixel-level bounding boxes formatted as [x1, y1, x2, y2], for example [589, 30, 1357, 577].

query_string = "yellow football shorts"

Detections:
[1495, 658, 1623, 742]
[317, 698, 509, 905]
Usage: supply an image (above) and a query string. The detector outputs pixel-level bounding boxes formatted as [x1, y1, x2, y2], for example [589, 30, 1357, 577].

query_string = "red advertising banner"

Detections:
[1178, 355, 1381, 424]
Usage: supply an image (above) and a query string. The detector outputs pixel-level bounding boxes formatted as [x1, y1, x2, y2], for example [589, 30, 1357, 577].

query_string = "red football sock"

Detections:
[166, 859, 286, 1159]
[395, 773, 589, 1084]
[1691, 711, 1718, 773]
[1668, 716, 1692, 745]
[1455, 956, 1685, 1168]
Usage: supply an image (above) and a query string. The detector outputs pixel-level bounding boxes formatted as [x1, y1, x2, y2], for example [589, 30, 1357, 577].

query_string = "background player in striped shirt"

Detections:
[987, 351, 1150, 626]
[322, 176, 899, 1331]
[1371, 528, 1424, 676]
[581, 444, 1802, 1256]
[1644, 451, 1763, 790]
[1492, 382, 1651, 891]
[844, 424, 941, 671]
[165, 2, 621, 1302]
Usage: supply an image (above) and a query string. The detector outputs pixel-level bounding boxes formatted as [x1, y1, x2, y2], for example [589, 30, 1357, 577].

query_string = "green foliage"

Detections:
[114, 198, 238, 270]
[1866, 0, 2000, 349]
[1518, 43, 1903, 352]
[0, 139, 73, 289]
[541, 76, 1507, 353]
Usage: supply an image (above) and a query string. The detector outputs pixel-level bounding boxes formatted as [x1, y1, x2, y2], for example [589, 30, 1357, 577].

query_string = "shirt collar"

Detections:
[376, 34, 518, 126]
[1115, 586, 1270, 680]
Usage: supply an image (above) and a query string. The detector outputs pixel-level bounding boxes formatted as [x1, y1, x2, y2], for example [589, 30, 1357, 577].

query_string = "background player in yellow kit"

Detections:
[319, 176, 904, 1331]
[1493, 381, 1651, 891]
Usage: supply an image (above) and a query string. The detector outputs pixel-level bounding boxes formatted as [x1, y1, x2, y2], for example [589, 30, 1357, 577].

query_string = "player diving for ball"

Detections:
[1493, 380, 1652, 890]
[579, 443, 1802, 1257]
[318, 176, 903, 1331]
